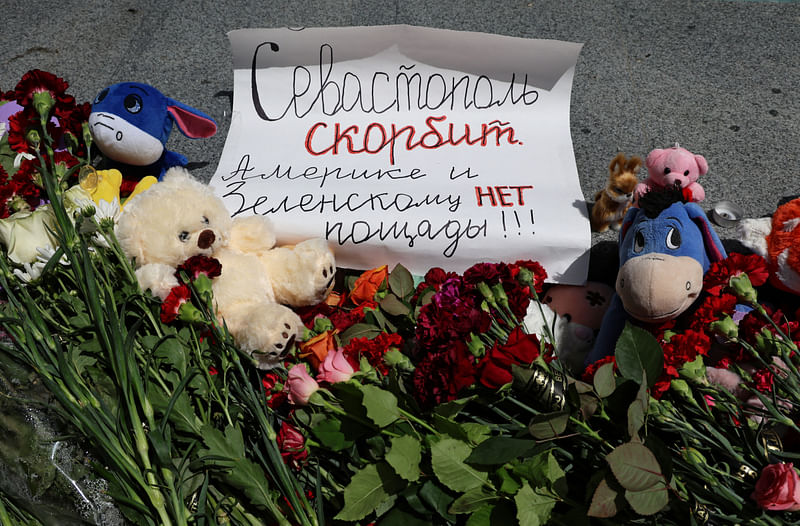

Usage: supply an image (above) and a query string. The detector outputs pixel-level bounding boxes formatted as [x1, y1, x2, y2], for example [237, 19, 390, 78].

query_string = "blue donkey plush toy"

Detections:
[88, 82, 217, 192]
[584, 184, 727, 368]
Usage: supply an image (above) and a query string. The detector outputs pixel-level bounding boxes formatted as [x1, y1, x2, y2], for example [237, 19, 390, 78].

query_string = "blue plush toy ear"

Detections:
[684, 202, 727, 268]
[165, 98, 217, 139]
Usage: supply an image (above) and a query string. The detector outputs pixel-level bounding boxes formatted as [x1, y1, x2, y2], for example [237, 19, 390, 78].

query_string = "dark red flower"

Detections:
[463, 262, 509, 287]
[689, 293, 738, 332]
[412, 341, 477, 408]
[478, 327, 541, 389]
[662, 330, 711, 377]
[276, 421, 308, 470]
[511, 260, 548, 294]
[0, 166, 43, 218]
[704, 253, 769, 296]
[751, 368, 775, 393]
[342, 332, 403, 375]
[262, 371, 288, 408]
[176, 256, 222, 281]
[412, 267, 460, 302]
[505, 283, 532, 318]
[160, 284, 191, 323]
[14, 69, 73, 109]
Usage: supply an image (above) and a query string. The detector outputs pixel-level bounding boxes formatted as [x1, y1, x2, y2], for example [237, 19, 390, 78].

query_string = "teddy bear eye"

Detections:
[683, 170, 690, 176]
[178, 231, 190, 242]
[202, 216, 210, 225]
[663, 167, 671, 175]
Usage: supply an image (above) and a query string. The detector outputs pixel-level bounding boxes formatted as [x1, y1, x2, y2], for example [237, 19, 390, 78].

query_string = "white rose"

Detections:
[0, 206, 59, 265]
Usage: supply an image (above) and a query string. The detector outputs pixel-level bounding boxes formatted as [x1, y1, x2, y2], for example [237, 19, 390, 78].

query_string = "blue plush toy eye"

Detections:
[633, 230, 645, 253]
[94, 88, 109, 104]
[666, 227, 681, 249]
[124, 94, 143, 114]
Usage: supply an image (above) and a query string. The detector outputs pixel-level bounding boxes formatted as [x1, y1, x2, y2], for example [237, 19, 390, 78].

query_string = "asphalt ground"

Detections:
[2, 0, 798, 282]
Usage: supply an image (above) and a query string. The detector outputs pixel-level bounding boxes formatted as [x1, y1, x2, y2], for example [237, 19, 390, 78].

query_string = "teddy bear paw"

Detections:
[247, 309, 305, 369]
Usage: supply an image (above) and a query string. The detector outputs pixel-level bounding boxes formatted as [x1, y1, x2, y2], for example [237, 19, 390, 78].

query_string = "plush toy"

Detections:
[115, 167, 336, 368]
[584, 185, 727, 368]
[89, 82, 217, 194]
[524, 281, 615, 374]
[634, 145, 707, 204]
[590, 153, 641, 232]
[738, 198, 800, 295]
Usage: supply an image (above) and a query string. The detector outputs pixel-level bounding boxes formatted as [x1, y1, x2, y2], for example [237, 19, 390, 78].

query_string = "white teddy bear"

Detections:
[115, 167, 336, 368]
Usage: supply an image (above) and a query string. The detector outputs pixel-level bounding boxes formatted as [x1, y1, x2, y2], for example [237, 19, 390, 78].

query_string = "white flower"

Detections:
[12, 246, 69, 283]
[0, 206, 59, 265]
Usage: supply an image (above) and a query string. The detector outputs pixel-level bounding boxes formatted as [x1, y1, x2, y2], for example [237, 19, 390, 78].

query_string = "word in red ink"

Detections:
[474, 185, 533, 207]
[305, 115, 521, 165]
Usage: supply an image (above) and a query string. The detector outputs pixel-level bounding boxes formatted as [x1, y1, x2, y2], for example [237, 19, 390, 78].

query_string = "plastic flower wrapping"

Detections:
[3, 70, 800, 526]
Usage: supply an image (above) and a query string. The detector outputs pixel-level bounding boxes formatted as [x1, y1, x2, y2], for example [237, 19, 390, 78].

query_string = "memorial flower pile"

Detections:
[3, 69, 800, 526]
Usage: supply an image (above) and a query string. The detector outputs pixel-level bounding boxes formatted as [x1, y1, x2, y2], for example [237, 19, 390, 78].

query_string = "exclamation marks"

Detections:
[501, 209, 535, 237]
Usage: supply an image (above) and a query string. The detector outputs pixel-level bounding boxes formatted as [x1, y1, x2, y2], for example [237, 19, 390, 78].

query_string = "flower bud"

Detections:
[710, 314, 738, 340]
[517, 267, 534, 288]
[467, 333, 486, 358]
[476, 282, 495, 304]
[26, 128, 41, 147]
[681, 447, 708, 467]
[491, 283, 510, 310]
[82, 121, 93, 150]
[176, 302, 205, 324]
[32, 91, 55, 120]
[730, 273, 758, 304]
[287, 364, 320, 405]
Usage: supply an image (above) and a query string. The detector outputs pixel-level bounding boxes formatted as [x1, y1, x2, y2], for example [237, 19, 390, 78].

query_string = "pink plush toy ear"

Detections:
[645, 148, 666, 175]
[694, 154, 709, 176]
[166, 103, 218, 139]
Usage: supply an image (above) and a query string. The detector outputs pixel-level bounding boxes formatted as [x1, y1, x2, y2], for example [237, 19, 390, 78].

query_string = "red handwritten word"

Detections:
[305, 115, 521, 165]
[475, 186, 533, 207]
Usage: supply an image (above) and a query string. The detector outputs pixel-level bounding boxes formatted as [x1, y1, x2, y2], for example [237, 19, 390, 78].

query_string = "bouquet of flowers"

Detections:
[3, 69, 800, 526]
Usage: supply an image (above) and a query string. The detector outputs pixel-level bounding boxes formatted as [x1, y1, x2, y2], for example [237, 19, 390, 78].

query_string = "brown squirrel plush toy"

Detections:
[590, 153, 641, 232]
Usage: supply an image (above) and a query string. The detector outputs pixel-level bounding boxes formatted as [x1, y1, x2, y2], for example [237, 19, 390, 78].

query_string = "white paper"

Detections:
[212, 25, 590, 282]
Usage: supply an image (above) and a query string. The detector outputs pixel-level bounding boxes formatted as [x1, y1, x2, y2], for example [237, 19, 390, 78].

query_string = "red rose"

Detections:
[582, 355, 616, 383]
[752, 463, 800, 511]
[478, 327, 540, 389]
[277, 421, 308, 470]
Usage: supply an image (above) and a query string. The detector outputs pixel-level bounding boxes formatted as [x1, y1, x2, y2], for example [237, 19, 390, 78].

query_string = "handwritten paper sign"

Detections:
[212, 26, 589, 282]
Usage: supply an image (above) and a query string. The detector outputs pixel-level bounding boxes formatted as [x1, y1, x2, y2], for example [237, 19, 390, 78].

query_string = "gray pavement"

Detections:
[2, 0, 798, 279]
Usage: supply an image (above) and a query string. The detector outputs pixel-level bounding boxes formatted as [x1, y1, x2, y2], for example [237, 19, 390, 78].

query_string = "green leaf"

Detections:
[312, 417, 353, 451]
[431, 438, 490, 493]
[434, 396, 477, 419]
[593, 361, 616, 398]
[465, 505, 494, 526]
[449, 486, 497, 514]
[587, 478, 618, 518]
[615, 323, 663, 388]
[419, 480, 456, 522]
[467, 437, 535, 465]
[360, 384, 400, 427]
[378, 507, 431, 526]
[461, 423, 492, 445]
[339, 323, 382, 346]
[527, 411, 569, 440]
[380, 293, 411, 316]
[515, 481, 557, 526]
[627, 380, 648, 440]
[68, 346, 97, 376]
[389, 264, 414, 298]
[606, 442, 665, 491]
[625, 484, 669, 515]
[153, 336, 187, 375]
[335, 462, 404, 521]
[512, 451, 566, 498]
[386, 435, 422, 482]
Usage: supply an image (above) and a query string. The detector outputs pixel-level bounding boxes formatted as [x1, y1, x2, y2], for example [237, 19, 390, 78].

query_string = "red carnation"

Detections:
[511, 260, 548, 294]
[704, 253, 769, 296]
[160, 284, 192, 323]
[176, 255, 222, 281]
[342, 332, 403, 375]
[689, 293, 738, 332]
[751, 368, 775, 393]
[14, 69, 73, 109]
[463, 262, 509, 287]
[413, 341, 477, 408]
[262, 371, 288, 408]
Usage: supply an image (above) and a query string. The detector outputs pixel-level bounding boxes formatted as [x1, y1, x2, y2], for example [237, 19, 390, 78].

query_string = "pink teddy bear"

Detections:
[634, 145, 707, 203]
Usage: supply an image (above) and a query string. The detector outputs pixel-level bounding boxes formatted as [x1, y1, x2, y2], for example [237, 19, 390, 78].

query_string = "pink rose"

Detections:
[286, 364, 319, 405]
[317, 349, 355, 384]
[752, 462, 800, 511]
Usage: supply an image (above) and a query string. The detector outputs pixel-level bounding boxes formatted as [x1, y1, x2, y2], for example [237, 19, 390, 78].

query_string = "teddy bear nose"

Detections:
[197, 229, 215, 249]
